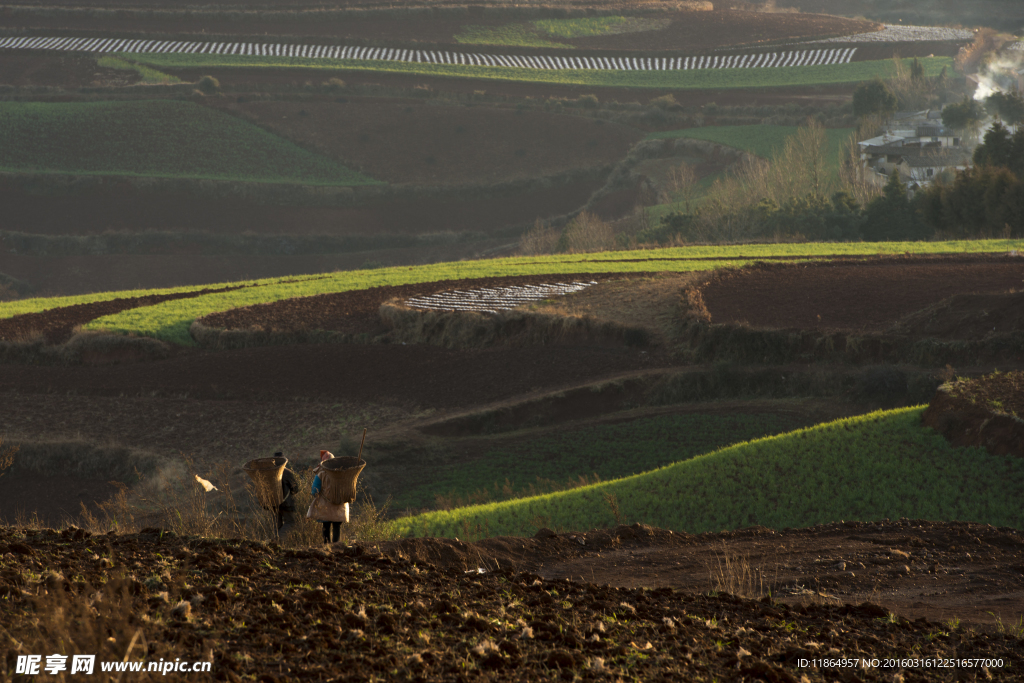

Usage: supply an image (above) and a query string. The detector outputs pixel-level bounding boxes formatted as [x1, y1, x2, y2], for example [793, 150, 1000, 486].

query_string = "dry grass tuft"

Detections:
[707, 544, 778, 599]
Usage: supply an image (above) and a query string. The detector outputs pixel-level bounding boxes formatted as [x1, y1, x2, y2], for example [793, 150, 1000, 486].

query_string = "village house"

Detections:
[857, 108, 970, 187]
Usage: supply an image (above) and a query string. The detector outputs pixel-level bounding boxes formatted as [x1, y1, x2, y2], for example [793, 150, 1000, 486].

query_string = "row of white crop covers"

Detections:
[819, 24, 975, 43]
[0, 35, 856, 71]
[404, 282, 598, 313]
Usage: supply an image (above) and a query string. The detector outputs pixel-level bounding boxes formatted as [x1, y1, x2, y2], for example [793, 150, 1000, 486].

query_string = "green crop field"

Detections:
[2, 239, 1020, 345]
[392, 411, 832, 511]
[456, 17, 669, 48]
[0, 101, 377, 185]
[394, 406, 1024, 538]
[532, 16, 667, 39]
[455, 24, 570, 49]
[96, 55, 180, 84]
[131, 53, 954, 91]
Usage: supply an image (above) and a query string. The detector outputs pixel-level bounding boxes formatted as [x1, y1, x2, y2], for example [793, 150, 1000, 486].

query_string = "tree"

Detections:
[910, 57, 925, 82]
[862, 171, 927, 241]
[759, 192, 864, 241]
[984, 91, 1024, 127]
[972, 123, 1024, 176]
[973, 122, 1013, 168]
[853, 78, 897, 118]
[917, 166, 1024, 238]
[941, 97, 986, 132]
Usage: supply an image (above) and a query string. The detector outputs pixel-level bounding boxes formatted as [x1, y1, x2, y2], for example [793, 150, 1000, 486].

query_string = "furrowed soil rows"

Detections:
[700, 256, 1024, 333]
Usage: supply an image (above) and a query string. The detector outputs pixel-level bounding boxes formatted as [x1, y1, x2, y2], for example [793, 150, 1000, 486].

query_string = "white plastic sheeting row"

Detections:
[0, 35, 857, 71]
[404, 282, 598, 314]
[818, 24, 975, 43]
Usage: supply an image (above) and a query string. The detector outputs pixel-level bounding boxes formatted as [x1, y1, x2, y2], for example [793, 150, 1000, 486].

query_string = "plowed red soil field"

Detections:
[700, 256, 1024, 334]
[2, 521, 1022, 682]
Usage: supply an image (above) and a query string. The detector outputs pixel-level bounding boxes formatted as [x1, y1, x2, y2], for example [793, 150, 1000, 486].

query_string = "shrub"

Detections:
[556, 212, 615, 253]
[650, 93, 678, 110]
[518, 219, 560, 255]
[196, 75, 220, 94]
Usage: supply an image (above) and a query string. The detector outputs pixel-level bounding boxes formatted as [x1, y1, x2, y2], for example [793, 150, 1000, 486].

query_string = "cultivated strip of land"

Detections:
[0, 35, 858, 70]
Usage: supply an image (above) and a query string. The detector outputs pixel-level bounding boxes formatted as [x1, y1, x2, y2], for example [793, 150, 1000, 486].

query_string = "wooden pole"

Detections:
[357, 428, 367, 460]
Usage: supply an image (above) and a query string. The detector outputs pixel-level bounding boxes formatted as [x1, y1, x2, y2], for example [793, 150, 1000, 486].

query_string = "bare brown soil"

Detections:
[0, 340, 670, 409]
[894, 292, 1024, 341]
[840, 41, 963, 61]
[388, 520, 1024, 630]
[1, 523, 1022, 683]
[211, 98, 642, 185]
[0, 52, 135, 87]
[700, 256, 1024, 335]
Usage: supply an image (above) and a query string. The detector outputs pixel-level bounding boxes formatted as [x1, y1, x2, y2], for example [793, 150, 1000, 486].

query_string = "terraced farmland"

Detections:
[395, 407, 1024, 539]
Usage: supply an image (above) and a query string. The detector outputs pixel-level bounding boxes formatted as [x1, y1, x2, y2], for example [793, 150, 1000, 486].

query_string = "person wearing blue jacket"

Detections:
[311, 451, 342, 543]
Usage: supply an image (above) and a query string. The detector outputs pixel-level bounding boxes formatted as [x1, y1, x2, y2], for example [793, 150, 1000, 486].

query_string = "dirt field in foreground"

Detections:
[1, 521, 1021, 682]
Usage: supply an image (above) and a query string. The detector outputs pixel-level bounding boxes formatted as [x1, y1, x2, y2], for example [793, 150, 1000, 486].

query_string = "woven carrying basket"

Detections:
[243, 456, 288, 507]
[319, 456, 365, 505]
